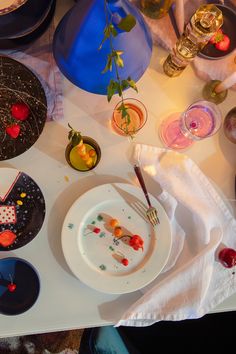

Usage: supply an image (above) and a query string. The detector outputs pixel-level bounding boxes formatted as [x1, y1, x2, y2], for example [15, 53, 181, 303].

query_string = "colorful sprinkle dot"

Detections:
[93, 227, 101, 234]
[68, 223, 74, 229]
[109, 246, 115, 251]
[20, 193, 26, 198]
[99, 232, 106, 238]
[64, 176, 69, 182]
[97, 214, 103, 221]
[91, 221, 96, 225]
[16, 200, 23, 205]
[99, 264, 106, 271]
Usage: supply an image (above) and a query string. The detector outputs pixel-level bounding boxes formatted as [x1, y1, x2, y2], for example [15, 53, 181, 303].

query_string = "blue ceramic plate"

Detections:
[0, 257, 40, 315]
[0, 0, 54, 39]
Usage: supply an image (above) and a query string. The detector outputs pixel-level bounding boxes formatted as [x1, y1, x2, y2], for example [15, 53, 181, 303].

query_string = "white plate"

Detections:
[61, 183, 172, 294]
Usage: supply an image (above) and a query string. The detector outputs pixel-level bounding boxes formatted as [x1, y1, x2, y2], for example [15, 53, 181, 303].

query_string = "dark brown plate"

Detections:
[199, 4, 236, 60]
[0, 168, 46, 251]
[0, 56, 47, 161]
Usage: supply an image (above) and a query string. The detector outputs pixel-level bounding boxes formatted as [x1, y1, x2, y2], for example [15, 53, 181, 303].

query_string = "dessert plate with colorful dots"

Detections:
[0, 167, 45, 251]
[61, 183, 172, 294]
[0, 56, 47, 161]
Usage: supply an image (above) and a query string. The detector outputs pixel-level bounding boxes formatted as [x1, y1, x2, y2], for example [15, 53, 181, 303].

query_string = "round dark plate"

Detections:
[0, 55, 47, 161]
[199, 4, 236, 60]
[0, 168, 46, 251]
[0, 257, 40, 315]
[0, 0, 56, 50]
[0, 0, 53, 39]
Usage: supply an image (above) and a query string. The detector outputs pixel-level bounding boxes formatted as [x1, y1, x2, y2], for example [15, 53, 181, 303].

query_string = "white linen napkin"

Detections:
[115, 143, 236, 327]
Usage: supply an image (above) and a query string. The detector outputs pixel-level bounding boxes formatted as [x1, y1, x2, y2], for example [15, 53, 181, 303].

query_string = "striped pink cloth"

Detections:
[2, 20, 64, 121]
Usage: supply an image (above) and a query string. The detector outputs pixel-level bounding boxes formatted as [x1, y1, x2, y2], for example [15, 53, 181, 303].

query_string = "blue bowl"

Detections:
[0, 257, 40, 315]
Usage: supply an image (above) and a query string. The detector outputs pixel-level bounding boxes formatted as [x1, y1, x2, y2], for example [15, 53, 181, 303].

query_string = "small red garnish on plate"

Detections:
[0, 230, 17, 247]
[6, 124, 21, 138]
[11, 102, 30, 121]
[7, 283, 17, 292]
[93, 227, 101, 234]
[129, 235, 144, 251]
[209, 29, 223, 44]
[215, 34, 230, 51]
[121, 258, 129, 266]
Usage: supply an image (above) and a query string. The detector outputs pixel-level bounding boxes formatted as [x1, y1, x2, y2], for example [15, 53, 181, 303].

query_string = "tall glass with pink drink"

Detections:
[159, 100, 222, 150]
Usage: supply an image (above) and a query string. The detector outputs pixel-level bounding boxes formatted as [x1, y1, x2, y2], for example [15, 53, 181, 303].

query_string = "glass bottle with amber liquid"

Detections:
[163, 4, 223, 77]
[139, 0, 173, 19]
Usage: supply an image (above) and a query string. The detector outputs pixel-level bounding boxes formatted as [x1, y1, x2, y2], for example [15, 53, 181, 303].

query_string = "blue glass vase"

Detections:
[53, 0, 152, 95]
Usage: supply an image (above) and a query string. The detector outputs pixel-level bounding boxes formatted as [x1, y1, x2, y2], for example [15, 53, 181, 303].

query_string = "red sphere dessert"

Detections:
[11, 102, 30, 121]
[218, 248, 236, 268]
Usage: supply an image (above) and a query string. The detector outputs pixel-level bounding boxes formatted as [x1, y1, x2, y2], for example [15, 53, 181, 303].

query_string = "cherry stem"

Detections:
[9, 273, 14, 284]
[117, 234, 132, 240]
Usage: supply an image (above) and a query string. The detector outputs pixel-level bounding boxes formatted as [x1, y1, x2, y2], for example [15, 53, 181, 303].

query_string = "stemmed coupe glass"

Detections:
[159, 100, 222, 150]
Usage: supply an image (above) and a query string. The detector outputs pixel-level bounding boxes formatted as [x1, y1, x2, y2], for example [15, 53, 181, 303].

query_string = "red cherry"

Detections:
[7, 283, 17, 292]
[93, 227, 101, 234]
[121, 258, 129, 266]
[129, 235, 144, 251]
[6, 124, 21, 139]
[11, 102, 30, 121]
[218, 248, 236, 268]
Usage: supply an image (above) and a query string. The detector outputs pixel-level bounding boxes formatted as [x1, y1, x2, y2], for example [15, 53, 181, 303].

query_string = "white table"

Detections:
[0, 0, 235, 338]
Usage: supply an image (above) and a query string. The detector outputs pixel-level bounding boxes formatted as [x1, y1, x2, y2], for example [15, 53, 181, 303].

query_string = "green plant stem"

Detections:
[104, 0, 130, 134]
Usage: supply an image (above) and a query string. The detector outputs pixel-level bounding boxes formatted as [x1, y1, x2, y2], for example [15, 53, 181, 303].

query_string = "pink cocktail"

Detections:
[159, 100, 222, 150]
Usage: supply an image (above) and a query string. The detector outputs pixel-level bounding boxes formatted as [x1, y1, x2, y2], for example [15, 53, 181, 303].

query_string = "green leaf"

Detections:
[117, 14, 136, 32]
[114, 51, 124, 68]
[67, 124, 82, 146]
[102, 54, 113, 73]
[107, 80, 119, 102]
[121, 80, 129, 91]
[127, 77, 138, 92]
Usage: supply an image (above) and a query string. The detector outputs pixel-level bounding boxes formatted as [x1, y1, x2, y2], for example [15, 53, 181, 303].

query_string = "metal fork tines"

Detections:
[133, 164, 160, 226]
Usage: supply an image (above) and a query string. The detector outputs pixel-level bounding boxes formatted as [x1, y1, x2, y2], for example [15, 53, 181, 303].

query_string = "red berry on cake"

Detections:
[6, 124, 21, 138]
[11, 102, 30, 121]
